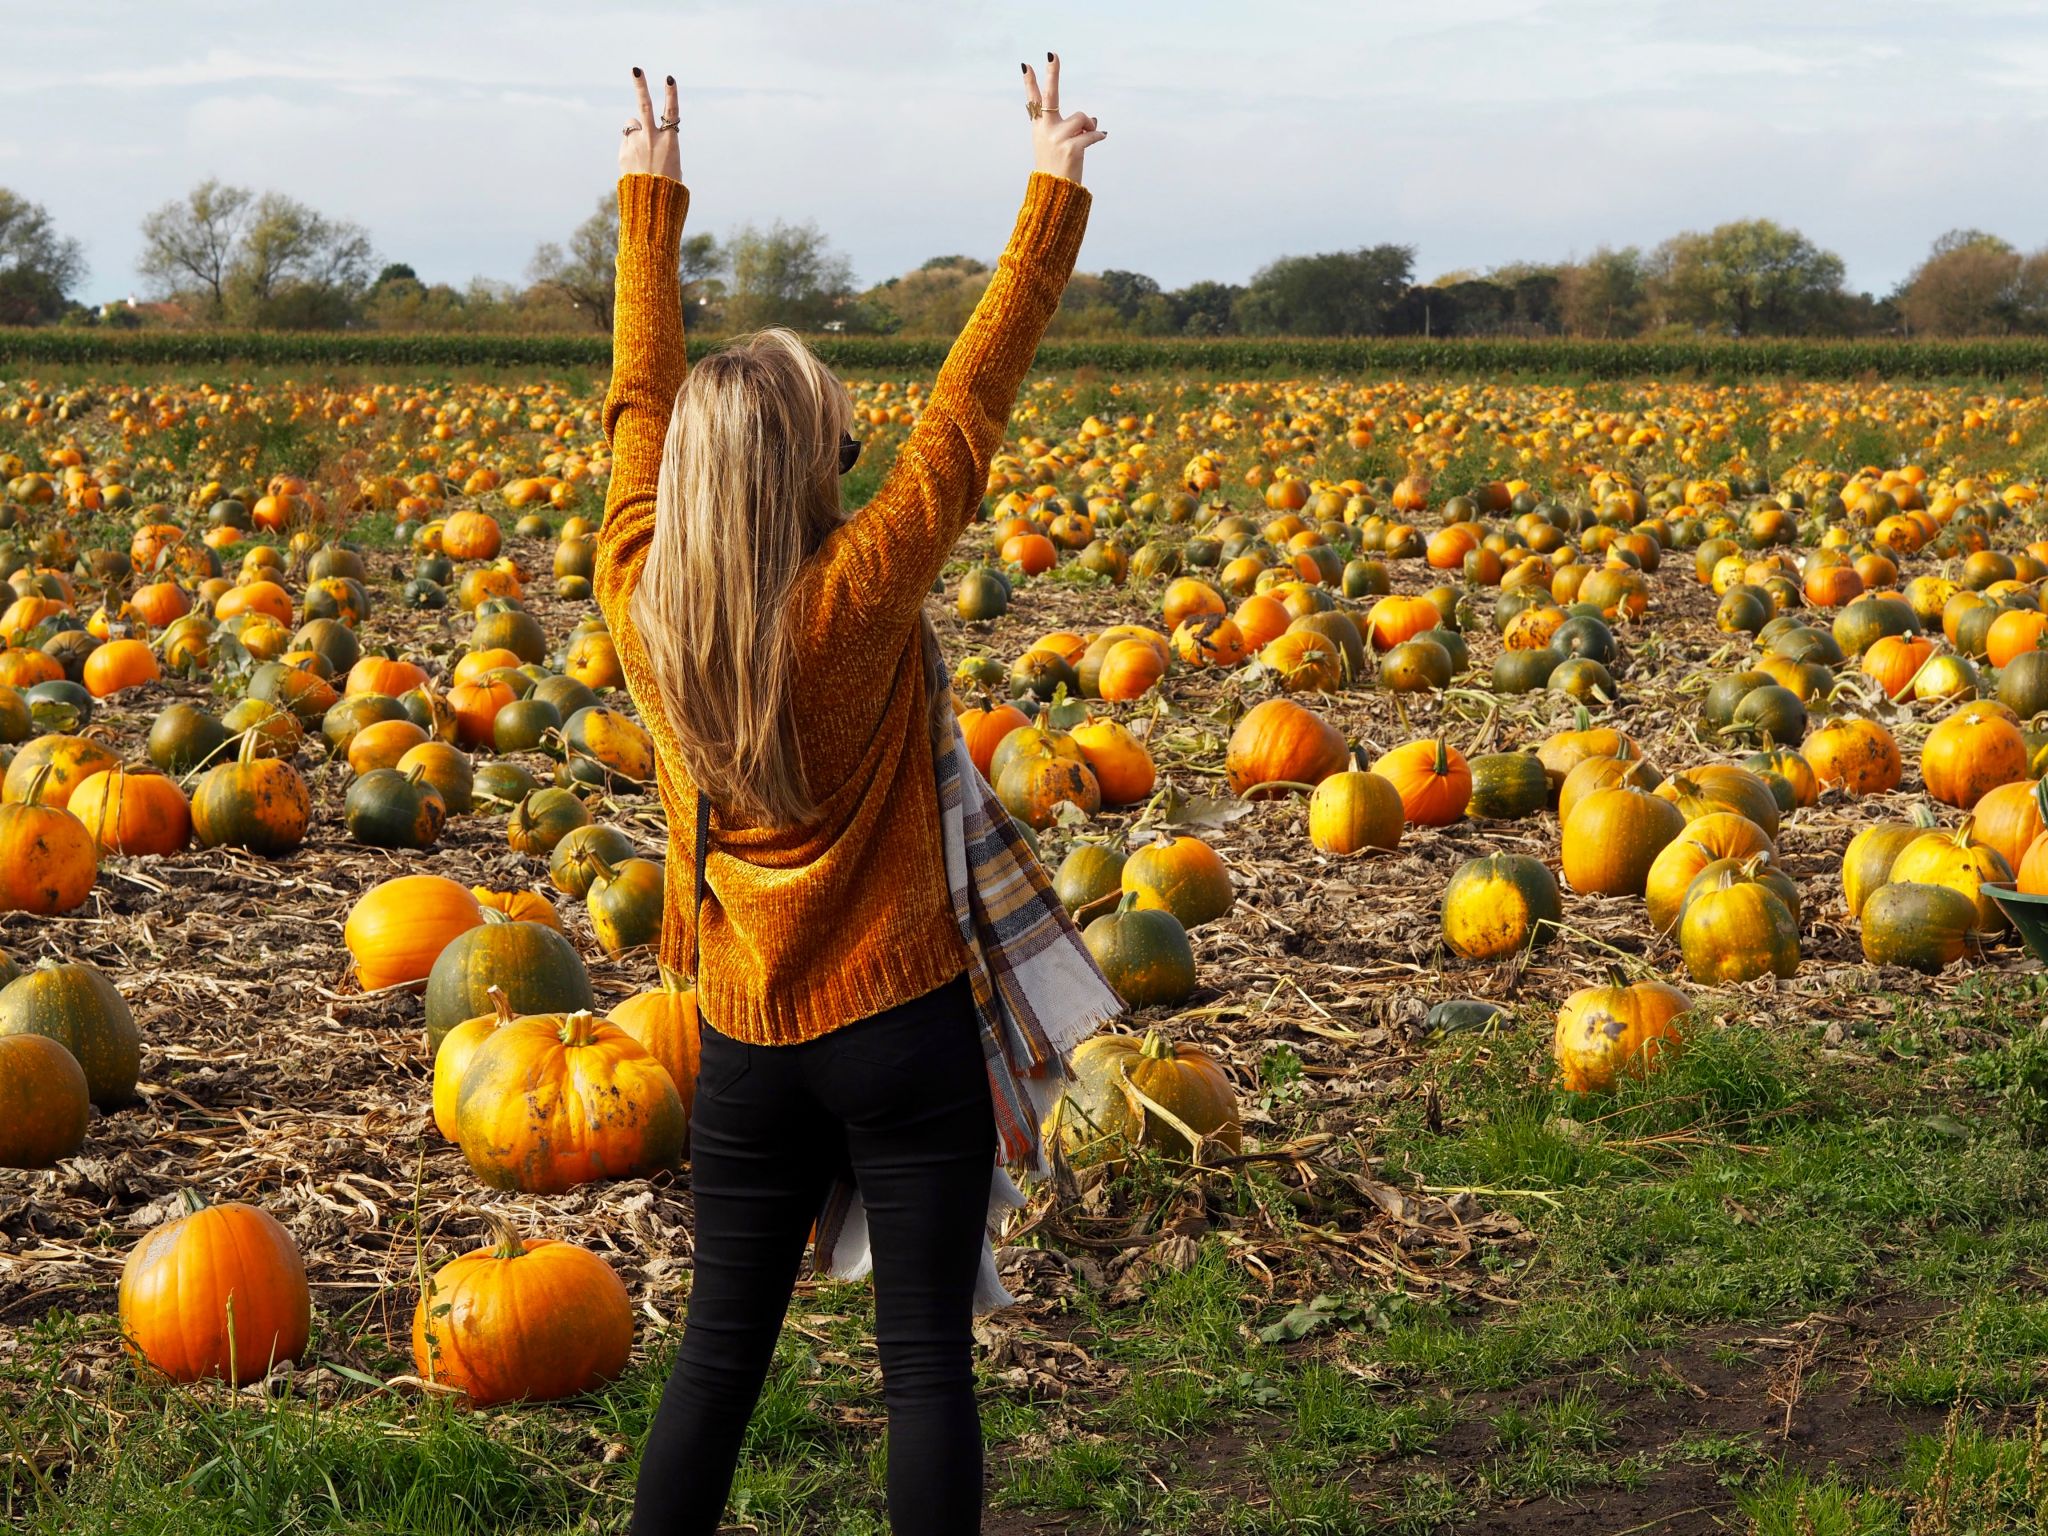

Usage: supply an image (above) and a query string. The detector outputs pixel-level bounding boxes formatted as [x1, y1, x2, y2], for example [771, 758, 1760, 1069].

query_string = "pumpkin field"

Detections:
[2, 362, 2047, 1534]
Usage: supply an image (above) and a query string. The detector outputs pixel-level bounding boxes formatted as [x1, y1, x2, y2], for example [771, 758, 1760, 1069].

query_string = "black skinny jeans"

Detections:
[632, 971, 996, 1535]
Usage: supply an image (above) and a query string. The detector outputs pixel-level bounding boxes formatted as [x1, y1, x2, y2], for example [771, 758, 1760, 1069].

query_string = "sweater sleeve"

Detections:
[594, 173, 691, 637]
[816, 172, 1091, 621]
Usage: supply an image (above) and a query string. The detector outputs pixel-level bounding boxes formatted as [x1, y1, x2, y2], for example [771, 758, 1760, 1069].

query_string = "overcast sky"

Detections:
[10, 0, 2048, 306]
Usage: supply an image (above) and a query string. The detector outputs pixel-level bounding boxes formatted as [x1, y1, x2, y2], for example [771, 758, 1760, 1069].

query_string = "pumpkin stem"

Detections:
[1954, 814, 1976, 848]
[1114, 890, 1142, 915]
[477, 905, 510, 926]
[560, 1009, 600, 1047]
[1431, 738, 1451, 777]
[178, 1188, 211, 1217]
[21, 760, 54, 807]
[580, 849, 620, 885]
[481, 1210, 530, 1260]
[1137, 1029, 1174, 1061]
[484, 985, 516, 1026]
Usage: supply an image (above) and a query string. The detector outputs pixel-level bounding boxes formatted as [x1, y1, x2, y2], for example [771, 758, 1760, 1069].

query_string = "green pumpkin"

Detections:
[474, 761, 541, 811]
[423, 915, 595, 1050]
[1492, 646, 1562, 694]
[291, 617, 361, 675]
[1466, 753, 1550, 821]
[1702, 670, 1772, 729]
[587, 856, 666, 956]
[530, 674, 601, 721]
[147, 701, 230, 774]
[0, 961, 140, 1108]
[1082, 892, 1197, 1009]
[550, 823, 639, 898]
[1729, 683, 1808, 746]
[344, 767, 446, 849]
[1054, 841, 1126, 916]
[508, 787, 592, 854]
[956, 566, 1010, 622]
[492, 697, 563, 755]
[1009, 650, 1081, 703]
[472, 606, 547, 664]
[322, 693, 409, 756]
[1440, 853, 1562, 960]
[1860, 881, 1976, 974]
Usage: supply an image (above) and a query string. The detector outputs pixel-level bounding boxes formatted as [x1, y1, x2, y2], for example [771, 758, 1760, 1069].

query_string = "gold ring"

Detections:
[1026, 102, 1042, 120]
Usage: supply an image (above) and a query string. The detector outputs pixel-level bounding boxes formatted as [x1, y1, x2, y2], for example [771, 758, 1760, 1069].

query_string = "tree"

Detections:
[529, 194, 622, 331]
[679, 231, 724, 327]
[1558, 247, 1649, 337]
[865, 257, 990, 335]
[1168, 280, 1243, 336]
[372, 262, 419, 289]
[721, 220, 853, 331]
[1097, 269, 1162, 322]
[1896, 229, 2022, 335]
[138, 180, 253, 318]
[0, 188, 86, 325]
[1232, 245, 1414, 335]
[1648, 219, 1846, 336]
[228, 192, 374, 321]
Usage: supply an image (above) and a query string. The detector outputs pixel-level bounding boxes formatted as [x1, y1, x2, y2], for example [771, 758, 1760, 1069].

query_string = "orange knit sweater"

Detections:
[595, 170, 1091, 1045]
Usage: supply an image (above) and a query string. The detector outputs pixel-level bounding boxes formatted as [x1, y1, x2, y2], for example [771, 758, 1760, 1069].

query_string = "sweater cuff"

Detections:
[617, 173, 689, 252]
[1010, 172, 1091, 277]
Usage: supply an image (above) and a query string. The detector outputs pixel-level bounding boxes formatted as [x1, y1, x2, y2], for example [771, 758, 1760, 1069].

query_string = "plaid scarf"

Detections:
[809, 620, 1124, 1312]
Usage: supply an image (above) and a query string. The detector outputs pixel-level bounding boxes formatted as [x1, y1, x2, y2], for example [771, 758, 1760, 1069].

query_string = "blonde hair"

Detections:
[630, 328, 853, 828]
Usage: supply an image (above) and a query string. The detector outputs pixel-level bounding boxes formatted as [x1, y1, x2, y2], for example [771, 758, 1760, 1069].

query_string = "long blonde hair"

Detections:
[630, 328, 853, 828]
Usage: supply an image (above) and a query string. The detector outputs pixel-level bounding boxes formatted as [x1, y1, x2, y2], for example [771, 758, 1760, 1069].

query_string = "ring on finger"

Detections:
[658, 115, 679, 132]
[621, 122, 641, 136]
[1026, 101, 1042, 119]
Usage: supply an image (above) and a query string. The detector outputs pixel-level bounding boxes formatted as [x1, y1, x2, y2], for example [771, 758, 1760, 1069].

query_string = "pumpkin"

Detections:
[191, 730, 311, 855]
[432, 986, 515, 1140]
[68, 765, 191, 858]
[118, 1190, 311, 1386]
[548, 823, 637, 897]
[1805, 717, 1903, 796]
[1467, 752, 1550, 821]
[0, 768, 98, 914]
[81, 637, 161, 698]
[610, 965, 702, 1124]
[474, 761, 541, 810]
[1562, 785, 1684, 898]
[996, 750, 1100, 829]
[1369, 739, 1472, 827]
[1861, 634, 1935, 701]
[587, 855, 666, 956]
[0, 1032, 90, 1168]
[345, 874, 484, 991]
[562, 707, 654, 785]
[424, 913, 595, 1050]
[3, 733, 118, 809]
[1553, 978, 1690, 1093]
[1967, 778, 2045, 875]
[453, 1008, 687, 1192]
[449, 678, 515, 747]
[1364, 594, 1441, 651]
[1861, 882, 1977, 974]
[1121, 834, 1234, 929]
[1678, 862, 1800, 984]
[412, 1212, 634, 1406]
[508, 786, 593, 855]
[396, 740, 475, 814]
[1306, 753, 1404, 856]
[472, 886, 563, 930]
[1921, 702, 2030, 810]
[958, 700, 1030, 778]
[1225, 698, 1348, 799]
[1643, 812, 1775, 933]
[1655, 765, 1781, 841]
[1440, 853, 1562, 960]
[1083, 893, 1198, 1009]
[1556, 749, 1662, 827]
[1887, 818, 2013, 932]
[343, 765, 445, 850]
[1069, 718, 1156, 806]
[1843, 820, 1932, 916]
[345, 717, 429, 775]
[1054, 842, 1127, 916]
[1043, 1029, 1241, 1166]
[442, 509, 504, 561]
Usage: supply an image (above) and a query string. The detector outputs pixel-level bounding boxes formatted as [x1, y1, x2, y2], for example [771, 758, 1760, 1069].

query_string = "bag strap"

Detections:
[690, 790, 710, 980]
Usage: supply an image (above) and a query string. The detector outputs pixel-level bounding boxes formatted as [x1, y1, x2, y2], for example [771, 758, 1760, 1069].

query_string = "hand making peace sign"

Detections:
[1023, 53, 1107, 183]
[618, 67, 682, 182]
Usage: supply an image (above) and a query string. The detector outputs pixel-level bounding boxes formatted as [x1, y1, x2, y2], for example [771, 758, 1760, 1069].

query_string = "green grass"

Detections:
[8, 984, 2048, 1533]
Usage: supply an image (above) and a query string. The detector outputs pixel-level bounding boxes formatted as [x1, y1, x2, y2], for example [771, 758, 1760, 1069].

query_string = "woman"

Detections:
[595, 56, 1107, 1536]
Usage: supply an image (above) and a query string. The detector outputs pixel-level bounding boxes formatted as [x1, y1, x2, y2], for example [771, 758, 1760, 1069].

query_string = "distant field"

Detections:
[6, 329, 2048, 380]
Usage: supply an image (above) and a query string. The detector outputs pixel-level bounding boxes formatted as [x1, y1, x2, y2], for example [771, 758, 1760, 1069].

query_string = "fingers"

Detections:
[663, 73, 679, 126]
[1044, 51, 1061, 114]
[1022, 60, 1043, 112]
[632, 66, 656, 131]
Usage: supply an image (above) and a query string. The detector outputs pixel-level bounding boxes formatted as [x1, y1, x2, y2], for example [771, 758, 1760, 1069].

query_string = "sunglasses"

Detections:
[838, 432, 861, 476]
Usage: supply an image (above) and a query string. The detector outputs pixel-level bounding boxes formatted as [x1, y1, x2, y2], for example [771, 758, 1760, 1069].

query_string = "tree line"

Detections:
[3, 178, 2045, 340]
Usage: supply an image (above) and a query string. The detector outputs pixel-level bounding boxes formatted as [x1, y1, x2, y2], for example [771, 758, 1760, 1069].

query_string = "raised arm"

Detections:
[594, 68, 688, 636]
[818, 54, 1106, 622]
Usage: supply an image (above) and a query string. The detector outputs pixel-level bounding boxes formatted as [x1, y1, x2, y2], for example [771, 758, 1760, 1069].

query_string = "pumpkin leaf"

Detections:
[1154, 782, 1254, 831]
[1257, 1293, 1360, 1345]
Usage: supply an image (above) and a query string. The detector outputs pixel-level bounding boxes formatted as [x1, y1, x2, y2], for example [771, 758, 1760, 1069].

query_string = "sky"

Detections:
[9, 0, 2048, 307]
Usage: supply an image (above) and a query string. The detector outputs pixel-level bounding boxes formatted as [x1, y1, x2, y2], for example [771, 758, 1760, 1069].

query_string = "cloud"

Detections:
[13, 0, 2048, 304]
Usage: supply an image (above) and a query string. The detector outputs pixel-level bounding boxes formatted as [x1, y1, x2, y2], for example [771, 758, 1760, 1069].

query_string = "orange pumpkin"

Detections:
[1225, 698, 1348, 799]
[118, 1190, 311, 1385]
[1369, 739, 1472, 827]
[346, 655, 431, 698]
[1805, 717, 1903, 796]
[1554, 979, 1690, 1092]
[346, 874, 486, 991]
[67, 766, 191, 858]
[610, 965, 703, 1124]
[1921, 701, 2029, 810]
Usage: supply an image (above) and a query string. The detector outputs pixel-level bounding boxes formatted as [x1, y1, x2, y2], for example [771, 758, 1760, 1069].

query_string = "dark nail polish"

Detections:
[1020, 62, 1027, 73]
[666, 75, 674, 86]
[1047, 52, 1054, 61]
[632, 67, 643, 78]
